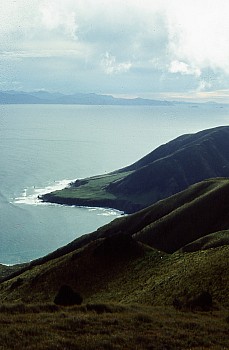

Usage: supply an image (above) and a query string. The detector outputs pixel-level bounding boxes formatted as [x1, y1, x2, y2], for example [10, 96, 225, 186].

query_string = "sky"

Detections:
[0, 0, 229, 102]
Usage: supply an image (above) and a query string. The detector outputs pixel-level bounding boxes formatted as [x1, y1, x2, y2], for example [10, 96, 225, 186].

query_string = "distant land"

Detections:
[0, 90, 172, 105]
[41, 126, 229, 213]
[0, 90, 228, 106]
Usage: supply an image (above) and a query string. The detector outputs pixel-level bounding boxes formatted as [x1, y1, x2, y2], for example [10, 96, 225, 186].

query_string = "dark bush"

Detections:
[10, 278, 23, 290]
[173, 297, 182, 310]
[188, 291, 213, 311]
[173, 291, 213, 311]
[54, 285, 83, 306]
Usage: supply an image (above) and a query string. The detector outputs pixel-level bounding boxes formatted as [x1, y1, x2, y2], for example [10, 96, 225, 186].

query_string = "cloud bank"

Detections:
[0, 0, 228, 101]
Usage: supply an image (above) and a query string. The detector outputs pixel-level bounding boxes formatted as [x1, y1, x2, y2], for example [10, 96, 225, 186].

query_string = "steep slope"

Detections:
[107, 126, 229, 206]
[2, 178, 229, 284]
[41, 126, 229, 213]
[35, 178, 229, 263]
[0, 236, 228, 308]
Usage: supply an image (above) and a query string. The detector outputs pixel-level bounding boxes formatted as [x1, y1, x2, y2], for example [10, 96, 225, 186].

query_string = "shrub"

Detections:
[173, 291, 213, 311]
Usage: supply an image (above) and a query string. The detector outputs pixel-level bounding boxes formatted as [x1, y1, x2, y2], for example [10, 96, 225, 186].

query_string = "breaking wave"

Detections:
[13, 180, 122, 217]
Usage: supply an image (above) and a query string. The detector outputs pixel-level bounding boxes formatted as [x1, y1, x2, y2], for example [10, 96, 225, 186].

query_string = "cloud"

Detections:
[40, 1, 78, 40]
[169, 60, 201, 76]
[101, 52, 132, 75]
[197, 80, 212, 92]
[0, 0, 229, 98]
[165, 0, 229, 75]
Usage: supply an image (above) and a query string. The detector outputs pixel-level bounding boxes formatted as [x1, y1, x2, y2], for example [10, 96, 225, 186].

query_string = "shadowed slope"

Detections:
[180, 230, 229, 252]
[0, 238, 228, 308]
[107, 126, 229, 206]
[133, 178, 229, 252]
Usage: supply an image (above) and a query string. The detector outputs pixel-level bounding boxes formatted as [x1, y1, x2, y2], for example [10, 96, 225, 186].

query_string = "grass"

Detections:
[49, 172, 130, 200]
[0, 264, 28, 280]
[0, 302, 228, 349]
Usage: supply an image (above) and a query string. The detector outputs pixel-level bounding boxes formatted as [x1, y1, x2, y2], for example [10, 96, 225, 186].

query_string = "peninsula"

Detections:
[41, 126, 229, 213]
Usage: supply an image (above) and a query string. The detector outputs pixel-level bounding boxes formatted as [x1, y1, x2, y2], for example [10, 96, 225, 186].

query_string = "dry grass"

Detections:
[0, 302, 228, 350]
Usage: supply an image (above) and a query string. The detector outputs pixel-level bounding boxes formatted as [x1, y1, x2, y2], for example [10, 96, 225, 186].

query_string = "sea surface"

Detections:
[0, 104, 228, 264]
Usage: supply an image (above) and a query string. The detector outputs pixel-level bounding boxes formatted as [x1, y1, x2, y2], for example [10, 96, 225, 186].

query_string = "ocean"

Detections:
[0, 104, 228, 264]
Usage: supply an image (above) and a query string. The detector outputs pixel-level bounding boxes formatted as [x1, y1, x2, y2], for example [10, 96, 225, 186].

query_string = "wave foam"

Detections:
[13, 180, 123, 217]
[13, 179, 73, 206]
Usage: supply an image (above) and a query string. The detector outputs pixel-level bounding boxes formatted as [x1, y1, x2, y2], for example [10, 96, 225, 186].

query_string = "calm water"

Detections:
[0, 104, 228, 264]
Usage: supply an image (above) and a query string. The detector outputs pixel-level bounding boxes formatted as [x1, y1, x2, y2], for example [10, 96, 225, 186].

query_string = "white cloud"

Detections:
[40, 1, 78, 40]
[101, 52, 132, 75]
[169, 60, 201, 76]
[165, 0, 229, 75]
[197, 80, 212, 92]
[0, 0, 229, 96]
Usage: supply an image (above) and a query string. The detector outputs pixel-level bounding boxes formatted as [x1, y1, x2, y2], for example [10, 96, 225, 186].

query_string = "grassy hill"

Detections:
[0, 178, 229, 349]
[41, 126, 229, 213]
[37, 178, 229, 262]
[1, 178, 228, 304]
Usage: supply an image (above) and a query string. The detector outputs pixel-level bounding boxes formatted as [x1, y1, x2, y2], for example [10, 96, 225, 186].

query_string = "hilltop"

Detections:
[41, 126, 229, 213]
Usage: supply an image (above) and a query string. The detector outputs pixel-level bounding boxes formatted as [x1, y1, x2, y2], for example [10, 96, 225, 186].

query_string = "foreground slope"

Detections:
[0, 301, 228, 350]
[0, 236, 228, 308]
[41, 126, 229, 213]
[0, 178, 228, 308]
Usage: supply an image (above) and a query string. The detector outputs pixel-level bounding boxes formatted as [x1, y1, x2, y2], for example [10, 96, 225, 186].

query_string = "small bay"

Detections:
[0, 104, 228, 264]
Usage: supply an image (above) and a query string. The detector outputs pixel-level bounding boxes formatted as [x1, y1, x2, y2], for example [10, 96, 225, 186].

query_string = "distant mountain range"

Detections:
[41, 126, 229, 213]
[0, 90, 173, 105]
[1, 90, 228, 106]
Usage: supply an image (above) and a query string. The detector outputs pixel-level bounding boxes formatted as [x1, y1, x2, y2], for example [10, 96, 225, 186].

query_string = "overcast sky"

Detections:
[1, 0, 229, 101]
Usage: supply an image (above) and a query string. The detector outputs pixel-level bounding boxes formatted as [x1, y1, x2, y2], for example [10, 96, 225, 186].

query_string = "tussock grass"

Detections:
[0, 303, 228, 349]
[0, 302, 59, 314]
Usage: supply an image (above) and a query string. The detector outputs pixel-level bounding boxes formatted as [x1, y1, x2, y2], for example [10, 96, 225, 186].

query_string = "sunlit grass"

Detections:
[51, 172, 129, 200]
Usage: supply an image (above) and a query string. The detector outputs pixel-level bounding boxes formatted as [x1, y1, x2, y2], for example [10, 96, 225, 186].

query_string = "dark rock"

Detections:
[54, 285, 83, 306]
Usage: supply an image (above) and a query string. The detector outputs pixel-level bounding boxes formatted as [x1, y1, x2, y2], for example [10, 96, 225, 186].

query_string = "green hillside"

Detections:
[1, 178, 228, 306]
[41, 126, 229, 213]
[37, 178, 229, 261]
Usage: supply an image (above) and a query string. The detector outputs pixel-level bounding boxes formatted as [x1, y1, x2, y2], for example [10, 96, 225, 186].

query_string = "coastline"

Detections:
[40, 192, 143, 214]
